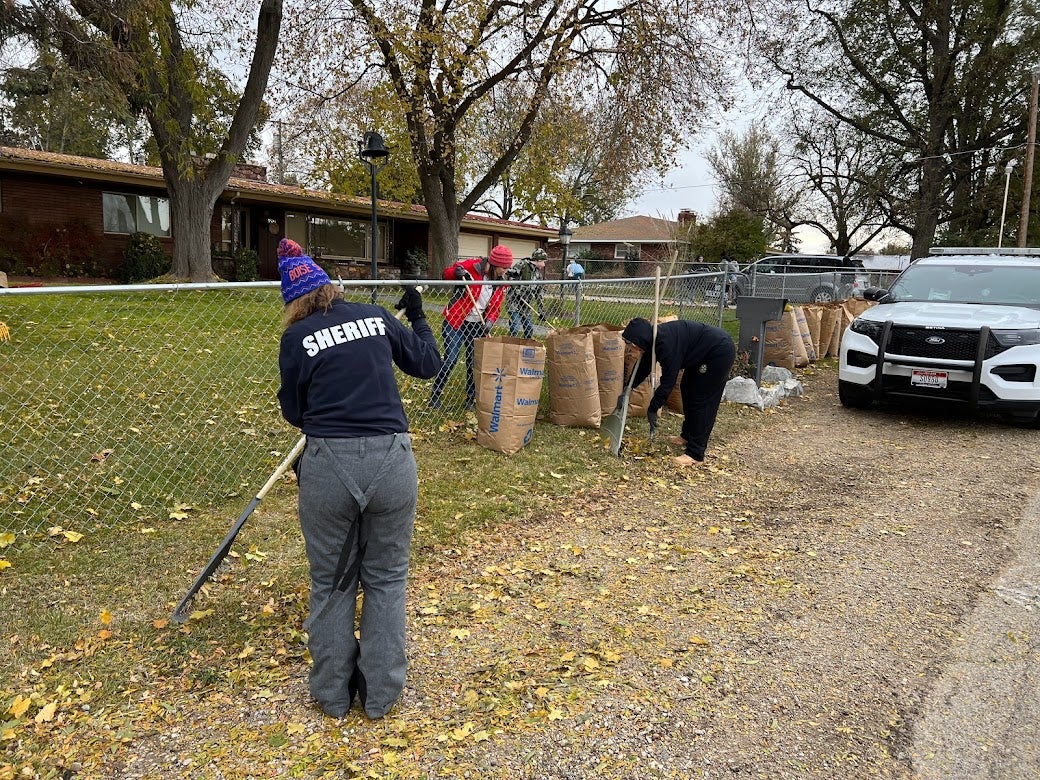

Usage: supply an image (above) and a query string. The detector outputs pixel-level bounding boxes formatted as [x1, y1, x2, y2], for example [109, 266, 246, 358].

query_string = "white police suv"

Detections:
[838, 248, 1040, 422]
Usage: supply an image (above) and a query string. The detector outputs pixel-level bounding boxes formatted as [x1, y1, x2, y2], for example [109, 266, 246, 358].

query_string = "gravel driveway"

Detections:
[424, 365, 1040, 778]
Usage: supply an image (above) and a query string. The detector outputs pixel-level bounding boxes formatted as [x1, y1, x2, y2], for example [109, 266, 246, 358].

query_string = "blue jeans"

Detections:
[430, 319, 485, 404]
[508, 309, 534, 339]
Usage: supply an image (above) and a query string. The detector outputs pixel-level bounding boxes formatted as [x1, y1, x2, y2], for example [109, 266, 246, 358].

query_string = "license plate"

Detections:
[911, 369, 948, 389]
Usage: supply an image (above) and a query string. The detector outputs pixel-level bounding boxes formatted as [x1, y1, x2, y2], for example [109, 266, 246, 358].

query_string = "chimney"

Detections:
[677, 209, 697, 226]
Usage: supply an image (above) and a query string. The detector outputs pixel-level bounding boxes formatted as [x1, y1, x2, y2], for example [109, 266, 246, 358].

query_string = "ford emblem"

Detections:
[925, 336, 945, 345]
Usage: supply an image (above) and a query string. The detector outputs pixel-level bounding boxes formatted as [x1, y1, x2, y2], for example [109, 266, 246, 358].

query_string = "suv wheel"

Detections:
[838, 379, 874, 409]
[810, 286, 837, 303]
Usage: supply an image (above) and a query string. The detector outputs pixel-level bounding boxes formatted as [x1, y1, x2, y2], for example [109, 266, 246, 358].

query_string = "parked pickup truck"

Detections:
[838, 248, 1040, 422]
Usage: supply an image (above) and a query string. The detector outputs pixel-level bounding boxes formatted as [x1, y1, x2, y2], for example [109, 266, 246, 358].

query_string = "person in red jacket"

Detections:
[429, 245, 513, 409]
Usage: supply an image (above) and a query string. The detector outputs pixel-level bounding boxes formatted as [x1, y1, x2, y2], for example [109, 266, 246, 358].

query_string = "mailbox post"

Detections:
[735, 296, 787, 386]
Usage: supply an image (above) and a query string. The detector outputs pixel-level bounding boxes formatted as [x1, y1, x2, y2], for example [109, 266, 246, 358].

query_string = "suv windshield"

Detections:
[886, 264, 1040, 307]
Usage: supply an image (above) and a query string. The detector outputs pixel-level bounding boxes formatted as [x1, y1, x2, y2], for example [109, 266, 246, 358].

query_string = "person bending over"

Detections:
[621, 316, 735, 468]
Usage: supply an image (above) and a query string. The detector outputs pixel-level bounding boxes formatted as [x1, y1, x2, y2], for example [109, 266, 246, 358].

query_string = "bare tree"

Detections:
[749, 0, 1040, 258]
[786, 111, 896, 254]
[706, 121, 804, 249]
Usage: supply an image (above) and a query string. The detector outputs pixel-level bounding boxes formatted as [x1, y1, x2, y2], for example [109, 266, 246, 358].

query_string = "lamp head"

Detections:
[558, 224, 572, 247]
[358, 131, 390, 165]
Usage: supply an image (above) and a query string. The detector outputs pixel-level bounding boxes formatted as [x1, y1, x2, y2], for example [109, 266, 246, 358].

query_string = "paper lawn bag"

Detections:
[474, 337, 546, 454]
[762, 308, 796, 370]
[793, 306, 816, 362]
[546, 329, 601, 428]
[564, 323, 625, 417]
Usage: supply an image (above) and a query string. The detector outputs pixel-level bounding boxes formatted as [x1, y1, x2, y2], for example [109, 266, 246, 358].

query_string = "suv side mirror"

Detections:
[863, 287, 889, 302]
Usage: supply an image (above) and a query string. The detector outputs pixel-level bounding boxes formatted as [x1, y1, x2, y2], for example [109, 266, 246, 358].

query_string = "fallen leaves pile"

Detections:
[4, 368, 1040, 779]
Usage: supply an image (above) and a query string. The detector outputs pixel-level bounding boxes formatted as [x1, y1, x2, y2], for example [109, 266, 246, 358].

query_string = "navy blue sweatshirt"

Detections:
[278, 299, 442, 437]
[622, 318, 735, 415]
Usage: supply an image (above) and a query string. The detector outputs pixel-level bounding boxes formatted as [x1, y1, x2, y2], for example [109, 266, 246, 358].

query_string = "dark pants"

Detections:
[679, 340, 736, 461]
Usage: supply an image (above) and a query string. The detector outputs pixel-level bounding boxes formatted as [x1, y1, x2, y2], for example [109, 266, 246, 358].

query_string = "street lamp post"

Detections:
[558, 223, 572, 280]
[999, 159, 1018, 249]
[358, 131, 390, 301]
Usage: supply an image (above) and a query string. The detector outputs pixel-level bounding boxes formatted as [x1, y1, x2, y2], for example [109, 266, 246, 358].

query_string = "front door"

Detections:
[257, 208, 285, 279]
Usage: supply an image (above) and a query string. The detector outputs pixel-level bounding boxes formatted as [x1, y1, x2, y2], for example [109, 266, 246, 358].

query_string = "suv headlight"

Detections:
[992, 329, 1040, 347]
[850, 318, 883, 341]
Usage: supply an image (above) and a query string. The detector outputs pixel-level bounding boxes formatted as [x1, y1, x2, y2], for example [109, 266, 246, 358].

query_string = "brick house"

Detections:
[552, 213, 694, 277]
[0, 146, 553, 280]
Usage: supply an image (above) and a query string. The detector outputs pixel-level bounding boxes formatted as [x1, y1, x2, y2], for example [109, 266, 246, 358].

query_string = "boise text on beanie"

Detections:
[279, 255, 332, 303]
[488, 245, 514, 268]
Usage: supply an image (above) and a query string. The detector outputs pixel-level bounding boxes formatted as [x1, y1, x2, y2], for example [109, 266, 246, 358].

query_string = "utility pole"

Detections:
[1017, 69, 1039, 247]
[276, 120, 285, 185]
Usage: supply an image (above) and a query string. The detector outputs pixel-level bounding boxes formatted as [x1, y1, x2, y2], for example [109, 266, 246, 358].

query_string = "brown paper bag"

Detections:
[567, 323, 626, 416]
[475, 337, 546, 454]
[818, 305, 841, 358]
[763, 310, 795, 370]
[842, 298, 876, 319]
[546, 329, 601, 427]
[666, 370, 684, 413]
[789, 309, 809, 367]
[793, 306, 816, 362]
[802, 305, 823, 358]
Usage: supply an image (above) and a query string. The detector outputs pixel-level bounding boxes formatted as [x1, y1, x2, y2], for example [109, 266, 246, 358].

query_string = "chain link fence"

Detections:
[0, 273, 728, 540]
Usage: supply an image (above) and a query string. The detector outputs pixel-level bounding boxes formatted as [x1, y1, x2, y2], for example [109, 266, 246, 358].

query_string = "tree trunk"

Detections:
[168, 178, 223, 281]
[912, 155, 944, 260]
[420, 176, 461, 274]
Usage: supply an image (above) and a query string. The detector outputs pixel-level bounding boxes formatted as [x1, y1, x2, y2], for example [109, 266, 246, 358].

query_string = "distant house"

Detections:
[0, 146, 552, 280]
[554, 213, 693, 276]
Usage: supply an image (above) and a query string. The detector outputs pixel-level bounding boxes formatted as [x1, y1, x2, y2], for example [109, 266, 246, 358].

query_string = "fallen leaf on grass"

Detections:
[34, 701, 57, 723]
[9, 695, 30, 718]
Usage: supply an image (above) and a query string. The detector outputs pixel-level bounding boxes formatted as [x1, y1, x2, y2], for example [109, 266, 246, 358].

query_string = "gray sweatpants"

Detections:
[298, 434, 417, 718]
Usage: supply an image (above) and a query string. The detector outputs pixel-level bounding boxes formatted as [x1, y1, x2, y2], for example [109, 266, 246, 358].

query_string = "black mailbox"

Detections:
[735, 296, 787, 386]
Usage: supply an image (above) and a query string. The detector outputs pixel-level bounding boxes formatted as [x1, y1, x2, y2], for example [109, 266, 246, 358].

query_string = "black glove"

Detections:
[647, 409, 658, 437]
[395, 286, 425, 323]
[454, 265, 472, 280]
[615, 393, 627, 412]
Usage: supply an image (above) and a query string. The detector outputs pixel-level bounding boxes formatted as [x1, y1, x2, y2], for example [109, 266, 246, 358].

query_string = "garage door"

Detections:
[499, 238, 540, 260]
[458, 233, 491, 260]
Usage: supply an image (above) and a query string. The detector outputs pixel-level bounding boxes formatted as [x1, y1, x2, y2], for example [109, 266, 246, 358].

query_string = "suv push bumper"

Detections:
[839, 325, 1040, 416]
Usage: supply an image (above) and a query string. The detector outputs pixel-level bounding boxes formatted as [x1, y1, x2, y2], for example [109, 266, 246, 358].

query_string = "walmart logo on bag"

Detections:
[490, 367, 506, 433]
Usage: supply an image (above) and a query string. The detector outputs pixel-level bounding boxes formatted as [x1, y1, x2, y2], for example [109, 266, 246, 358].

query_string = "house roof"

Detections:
[570, 215, 680, 244]
[0, 146, 554, 238]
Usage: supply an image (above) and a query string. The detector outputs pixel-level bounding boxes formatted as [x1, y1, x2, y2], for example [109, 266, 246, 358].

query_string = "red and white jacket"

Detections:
[441, 257, 505, 329]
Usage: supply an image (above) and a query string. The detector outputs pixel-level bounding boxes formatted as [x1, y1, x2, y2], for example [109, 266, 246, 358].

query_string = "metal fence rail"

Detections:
[0, 273, 727, 539]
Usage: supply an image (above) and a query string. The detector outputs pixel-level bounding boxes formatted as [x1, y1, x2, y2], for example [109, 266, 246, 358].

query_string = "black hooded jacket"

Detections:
[621, 318, 735, 414]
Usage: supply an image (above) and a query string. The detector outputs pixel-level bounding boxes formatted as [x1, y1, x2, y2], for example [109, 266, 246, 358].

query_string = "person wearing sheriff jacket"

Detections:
[428, 244, 514, 409]
[276, 238, 442, 720]
[621, 317, 736, 468]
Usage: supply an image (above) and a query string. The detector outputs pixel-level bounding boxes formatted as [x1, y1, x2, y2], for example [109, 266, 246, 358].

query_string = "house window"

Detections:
[308, 216, 372, 261]
[615, 243, 639, 260]
[103, 192, 171, 237]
